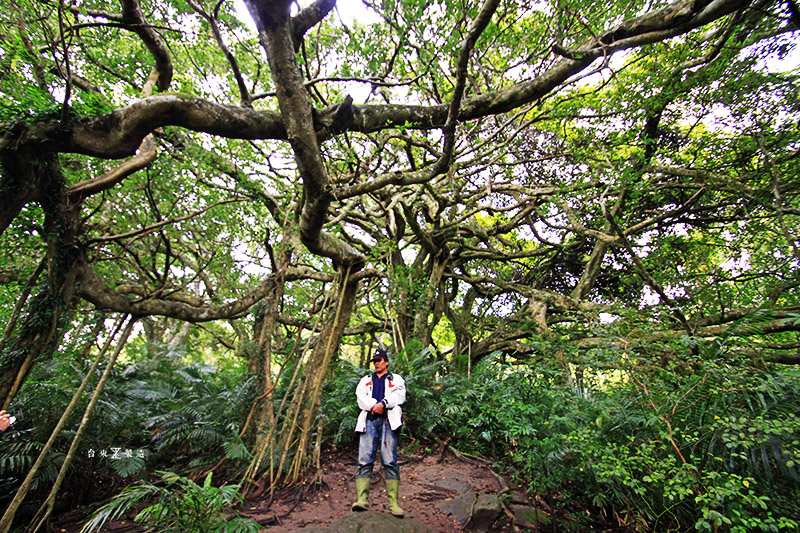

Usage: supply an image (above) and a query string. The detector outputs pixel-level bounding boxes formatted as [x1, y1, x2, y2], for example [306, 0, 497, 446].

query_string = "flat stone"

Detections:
[509, 490, 529, 505]
[439, 490, 502, 530]
[430, 477, 473, 495]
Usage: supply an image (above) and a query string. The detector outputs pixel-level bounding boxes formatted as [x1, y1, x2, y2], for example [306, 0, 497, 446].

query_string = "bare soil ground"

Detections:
[238, 447, 513, 532]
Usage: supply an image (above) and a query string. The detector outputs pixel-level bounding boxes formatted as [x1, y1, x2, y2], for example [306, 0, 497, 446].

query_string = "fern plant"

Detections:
[0, 430, 65, 495]
[118, 359, 256, 470]
[80, 471, 259, 533]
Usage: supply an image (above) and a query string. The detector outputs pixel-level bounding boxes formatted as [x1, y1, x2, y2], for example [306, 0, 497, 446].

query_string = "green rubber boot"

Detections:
[351, 478, 370, 511]
[385, 479, 405, 518]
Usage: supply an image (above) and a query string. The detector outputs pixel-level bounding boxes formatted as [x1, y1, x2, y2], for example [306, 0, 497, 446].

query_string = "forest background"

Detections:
[1, 0, 799, 530]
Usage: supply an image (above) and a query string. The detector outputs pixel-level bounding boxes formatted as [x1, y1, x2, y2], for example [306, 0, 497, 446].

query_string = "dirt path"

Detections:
[241, 447, 511, 532]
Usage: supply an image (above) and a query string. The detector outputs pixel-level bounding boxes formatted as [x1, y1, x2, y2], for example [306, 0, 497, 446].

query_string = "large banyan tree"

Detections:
[1, 0, 799, 493]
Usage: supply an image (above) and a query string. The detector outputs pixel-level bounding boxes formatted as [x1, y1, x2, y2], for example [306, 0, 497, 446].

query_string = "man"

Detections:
[351, 348, 406, 517]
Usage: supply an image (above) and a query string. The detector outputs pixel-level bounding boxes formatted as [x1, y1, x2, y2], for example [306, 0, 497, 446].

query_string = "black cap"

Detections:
[372, 349, 389, 361]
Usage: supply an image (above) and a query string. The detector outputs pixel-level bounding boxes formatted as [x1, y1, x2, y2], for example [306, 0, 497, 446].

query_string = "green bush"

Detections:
[424, 347, 800, 531]
[120, 357, 256, 470]
[1, 343, 256, 508]
[80, 471, 259, 533]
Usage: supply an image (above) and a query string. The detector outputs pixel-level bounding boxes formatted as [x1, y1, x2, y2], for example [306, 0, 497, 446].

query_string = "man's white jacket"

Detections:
[355, 372, 406, 432]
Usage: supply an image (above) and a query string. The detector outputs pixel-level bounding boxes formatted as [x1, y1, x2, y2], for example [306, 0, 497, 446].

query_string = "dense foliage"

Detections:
[80, 471, 260, 533]
[4, 332, 797, 531]
[1, 0, 799, 530]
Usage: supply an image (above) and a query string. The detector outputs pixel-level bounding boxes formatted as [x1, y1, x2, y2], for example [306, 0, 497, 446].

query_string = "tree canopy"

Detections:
[1, 0, 800, 528]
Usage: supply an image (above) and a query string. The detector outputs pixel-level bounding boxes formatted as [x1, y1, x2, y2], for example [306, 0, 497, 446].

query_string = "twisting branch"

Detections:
[759, 134, 800, 260]
[77, 261, 275, 322]
[66, 0, 174, 95]
[88, 198, 246, 243]
[291, 0, 337, 51]
[56, 0, 74, 122]
[119, 0, 173, 93]
[434, 0, 501, 175]
[242, 0, 364, 268]
[8, 0, 49, 91]
[333, 0, 503, 199]
[67, 6, 123, 21]
[185, 0, 252, 106]
[67, 135, 158, 202]
[250, 72, 427, 100]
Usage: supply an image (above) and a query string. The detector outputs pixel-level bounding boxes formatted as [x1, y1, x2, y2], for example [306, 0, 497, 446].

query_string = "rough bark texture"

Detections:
[0, 154, 81, 408]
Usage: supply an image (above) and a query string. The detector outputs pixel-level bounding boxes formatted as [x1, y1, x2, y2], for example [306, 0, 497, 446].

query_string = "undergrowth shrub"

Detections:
[118, 354, 256, 471]
[595, 355, 800, 532]
[1, 342, 256, 509]
[319, 359, 364, 446]
[80, 471, 259, 533]
[366, 343, 800, 532]
[0, 430, 65, 495]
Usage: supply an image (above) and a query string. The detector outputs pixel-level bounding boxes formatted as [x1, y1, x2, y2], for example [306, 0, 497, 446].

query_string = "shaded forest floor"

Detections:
[46, 446, 627, 532]
[240, 447, 509, 531]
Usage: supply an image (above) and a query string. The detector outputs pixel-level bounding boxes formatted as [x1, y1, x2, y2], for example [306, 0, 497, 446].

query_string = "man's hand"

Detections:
[0, 410, 11, 432]
[370, 402, 385, 415]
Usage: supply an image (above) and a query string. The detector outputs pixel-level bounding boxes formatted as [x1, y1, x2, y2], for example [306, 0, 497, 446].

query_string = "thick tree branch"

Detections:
[66, 135, 158, 202]
[291, 0, 336, 51]
[768, 353, 800, 365]
[244, 0, 364, 268]
[0, 95, 285, 158]
[77, 259, 316, 322]
[433, 0, 501, 176]
[120, 0, 173, 93]
[2, 0, 756, 161]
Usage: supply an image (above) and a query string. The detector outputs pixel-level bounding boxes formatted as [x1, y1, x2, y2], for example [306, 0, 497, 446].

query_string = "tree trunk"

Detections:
[411, 253, 449, 348]
[286, 267, 359, 482]
[242, 267, 359, 492]
[243, 248, 292, 444]
[0, 154, 81, 409]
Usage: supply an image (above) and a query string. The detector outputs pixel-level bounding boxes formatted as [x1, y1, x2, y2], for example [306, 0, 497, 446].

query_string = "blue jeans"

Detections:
[356, 416, 399, 480]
